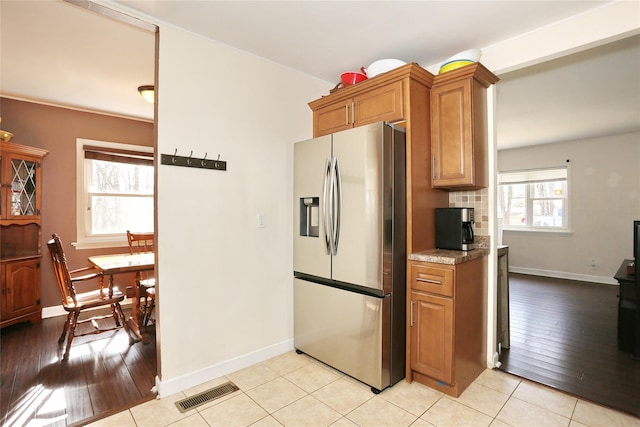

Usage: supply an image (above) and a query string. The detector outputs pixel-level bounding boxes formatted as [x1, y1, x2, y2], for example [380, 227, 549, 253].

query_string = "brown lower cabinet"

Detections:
[1, 258, 42, 327]
[407, 256, 487, 397]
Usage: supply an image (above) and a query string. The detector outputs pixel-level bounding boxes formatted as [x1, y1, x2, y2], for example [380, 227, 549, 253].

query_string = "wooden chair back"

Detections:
[127, 231, 154, 254]
[47, 233, 78, 307]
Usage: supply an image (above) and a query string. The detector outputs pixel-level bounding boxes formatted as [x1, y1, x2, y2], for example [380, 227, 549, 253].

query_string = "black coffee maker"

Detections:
[435, 208, 475, 251]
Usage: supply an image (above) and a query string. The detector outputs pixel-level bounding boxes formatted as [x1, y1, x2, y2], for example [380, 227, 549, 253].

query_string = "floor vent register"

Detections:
[174, 381, 240, 413]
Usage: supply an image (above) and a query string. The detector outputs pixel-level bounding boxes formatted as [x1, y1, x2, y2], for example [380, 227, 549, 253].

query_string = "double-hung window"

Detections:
[498, 166, 569, 231]
[75, 139, 154, 249]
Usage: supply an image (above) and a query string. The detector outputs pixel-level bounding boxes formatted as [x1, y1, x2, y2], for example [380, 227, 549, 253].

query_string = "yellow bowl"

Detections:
[439, 60, 474, 74]
[0, 130, 13, 142]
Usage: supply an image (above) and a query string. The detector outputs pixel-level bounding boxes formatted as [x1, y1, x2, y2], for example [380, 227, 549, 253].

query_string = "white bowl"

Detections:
[443, 48, 482, 65]
[365, 59, 407, 78]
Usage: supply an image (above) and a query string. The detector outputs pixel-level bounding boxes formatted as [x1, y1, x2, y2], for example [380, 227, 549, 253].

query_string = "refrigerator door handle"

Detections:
[322, 157, 332, 255]
[333, 156, 342, 255]
[328, 156, 336, 255]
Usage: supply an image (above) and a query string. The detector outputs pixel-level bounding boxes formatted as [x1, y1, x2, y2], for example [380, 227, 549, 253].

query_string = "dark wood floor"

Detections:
[1, 308, 157, 426]
[499, 273, 639, 418]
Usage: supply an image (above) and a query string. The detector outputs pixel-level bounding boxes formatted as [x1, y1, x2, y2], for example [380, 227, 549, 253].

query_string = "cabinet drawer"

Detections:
[411, 263, 454, 297]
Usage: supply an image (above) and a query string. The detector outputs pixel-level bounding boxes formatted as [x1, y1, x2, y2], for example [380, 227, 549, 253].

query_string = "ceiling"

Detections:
[1, 0, 638, 149]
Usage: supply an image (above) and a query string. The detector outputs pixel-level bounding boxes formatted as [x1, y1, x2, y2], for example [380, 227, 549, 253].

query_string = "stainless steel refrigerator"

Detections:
[293, 121, 406, 393]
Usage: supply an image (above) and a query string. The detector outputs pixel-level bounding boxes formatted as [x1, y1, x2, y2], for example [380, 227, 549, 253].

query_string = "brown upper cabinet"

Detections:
[311, 80, 404, 136]
[308, 63, 449, 254]
[431, 63, 498, 190]
[0, 142, 47, 222]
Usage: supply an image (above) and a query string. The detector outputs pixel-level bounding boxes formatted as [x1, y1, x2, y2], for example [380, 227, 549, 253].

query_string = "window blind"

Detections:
[498, 167, 567, 185]
[83, 145, 153, 166]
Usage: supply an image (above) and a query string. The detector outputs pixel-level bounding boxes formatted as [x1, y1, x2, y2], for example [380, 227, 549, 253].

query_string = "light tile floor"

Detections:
[88, 351, 640, 427]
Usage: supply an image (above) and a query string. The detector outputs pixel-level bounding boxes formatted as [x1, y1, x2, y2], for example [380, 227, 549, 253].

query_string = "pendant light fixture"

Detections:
[138, 85, 155, 103]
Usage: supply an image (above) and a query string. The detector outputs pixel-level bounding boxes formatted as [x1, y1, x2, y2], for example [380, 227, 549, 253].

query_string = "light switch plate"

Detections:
[257, 213, 266, 228]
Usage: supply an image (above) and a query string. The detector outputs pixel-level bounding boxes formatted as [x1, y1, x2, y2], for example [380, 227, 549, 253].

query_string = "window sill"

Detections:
[503, 228, 573, 237]
[72, 237, 129, 250]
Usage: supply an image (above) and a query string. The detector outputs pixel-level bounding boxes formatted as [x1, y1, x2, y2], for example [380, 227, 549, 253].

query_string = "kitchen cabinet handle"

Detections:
[431, 156, 435, 179]
[351, 101, 355, 124]
[345, 104, 349, 126]
[416, 277, 442, 285]
[410, 300, 414, 327]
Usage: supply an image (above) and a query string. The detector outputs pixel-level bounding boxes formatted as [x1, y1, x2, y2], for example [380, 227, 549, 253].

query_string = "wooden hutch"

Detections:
[1, 141, 48, 328]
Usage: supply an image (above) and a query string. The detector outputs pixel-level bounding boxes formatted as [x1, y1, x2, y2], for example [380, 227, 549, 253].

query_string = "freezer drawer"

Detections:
[293, 278, 391, 391]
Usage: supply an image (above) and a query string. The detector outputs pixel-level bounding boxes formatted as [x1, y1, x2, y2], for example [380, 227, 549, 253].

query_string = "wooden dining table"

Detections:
[88, 252, 155, 344]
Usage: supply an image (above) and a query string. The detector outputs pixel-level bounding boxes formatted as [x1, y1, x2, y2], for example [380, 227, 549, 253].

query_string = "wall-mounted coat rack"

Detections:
[160, 150, 227, 171]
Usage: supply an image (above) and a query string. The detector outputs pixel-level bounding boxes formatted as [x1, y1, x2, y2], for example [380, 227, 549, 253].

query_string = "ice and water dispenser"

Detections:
[299, 197, 319, 237]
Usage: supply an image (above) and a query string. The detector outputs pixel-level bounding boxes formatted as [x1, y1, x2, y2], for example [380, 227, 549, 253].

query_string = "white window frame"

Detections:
[498, 165, 571, 234]
[74, 138, 154, 249]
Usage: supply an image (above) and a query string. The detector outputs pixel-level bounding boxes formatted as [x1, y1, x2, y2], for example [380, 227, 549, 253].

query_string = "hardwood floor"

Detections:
[1, 308, 157, 426]
[499, 273, 640, 418]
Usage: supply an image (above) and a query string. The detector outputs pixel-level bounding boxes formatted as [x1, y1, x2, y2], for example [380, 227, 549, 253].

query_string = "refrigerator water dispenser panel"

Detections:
[299, 197, 320, 237]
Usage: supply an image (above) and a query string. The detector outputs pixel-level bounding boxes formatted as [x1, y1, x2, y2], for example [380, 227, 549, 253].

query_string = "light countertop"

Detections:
[409, 235, 490, 265]
[408, 247, 489, 265]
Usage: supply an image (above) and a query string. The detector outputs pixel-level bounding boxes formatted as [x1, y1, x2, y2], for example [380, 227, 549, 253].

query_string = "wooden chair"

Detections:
[126, 231, 154, 254]
[126, 230, 156, 326]
[47, 233, 131, 361]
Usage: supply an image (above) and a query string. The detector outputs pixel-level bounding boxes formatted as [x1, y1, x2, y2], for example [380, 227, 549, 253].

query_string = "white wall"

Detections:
[499, 132, 640, 284]
[155, 26, 330, 394]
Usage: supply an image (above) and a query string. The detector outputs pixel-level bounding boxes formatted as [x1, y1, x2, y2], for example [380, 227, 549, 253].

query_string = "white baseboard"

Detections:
[155, 338, 295, 398]
[509, 266, 618, 285]
[42, 299, 133, 318]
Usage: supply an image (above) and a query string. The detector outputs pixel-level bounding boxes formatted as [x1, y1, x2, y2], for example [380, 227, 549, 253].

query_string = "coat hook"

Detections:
[160, 149, 226, 171]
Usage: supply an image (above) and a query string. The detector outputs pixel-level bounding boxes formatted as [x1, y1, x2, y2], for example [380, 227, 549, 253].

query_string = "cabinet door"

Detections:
[313, 80, 405, 137]
[0, 264, 5, 319]
[2, 259, 40, 321]
[410, 291, 453, 384]
[431, 79, 474, 188]
[314, 101, 352, 137]
[1, 153, 43, 220]
[353, 81, 404, 127]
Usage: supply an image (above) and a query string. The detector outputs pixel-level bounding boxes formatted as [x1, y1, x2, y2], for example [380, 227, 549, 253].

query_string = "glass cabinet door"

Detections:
[2, 154, 41, 219]
[11, 157, 38, 216]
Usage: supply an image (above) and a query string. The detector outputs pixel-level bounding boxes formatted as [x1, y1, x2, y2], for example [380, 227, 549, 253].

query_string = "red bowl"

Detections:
[341, 72, 367, 85]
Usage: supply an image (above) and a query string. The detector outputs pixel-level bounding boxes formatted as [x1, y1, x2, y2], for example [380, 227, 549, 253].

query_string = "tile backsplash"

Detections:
[448, 188, 489, 235]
